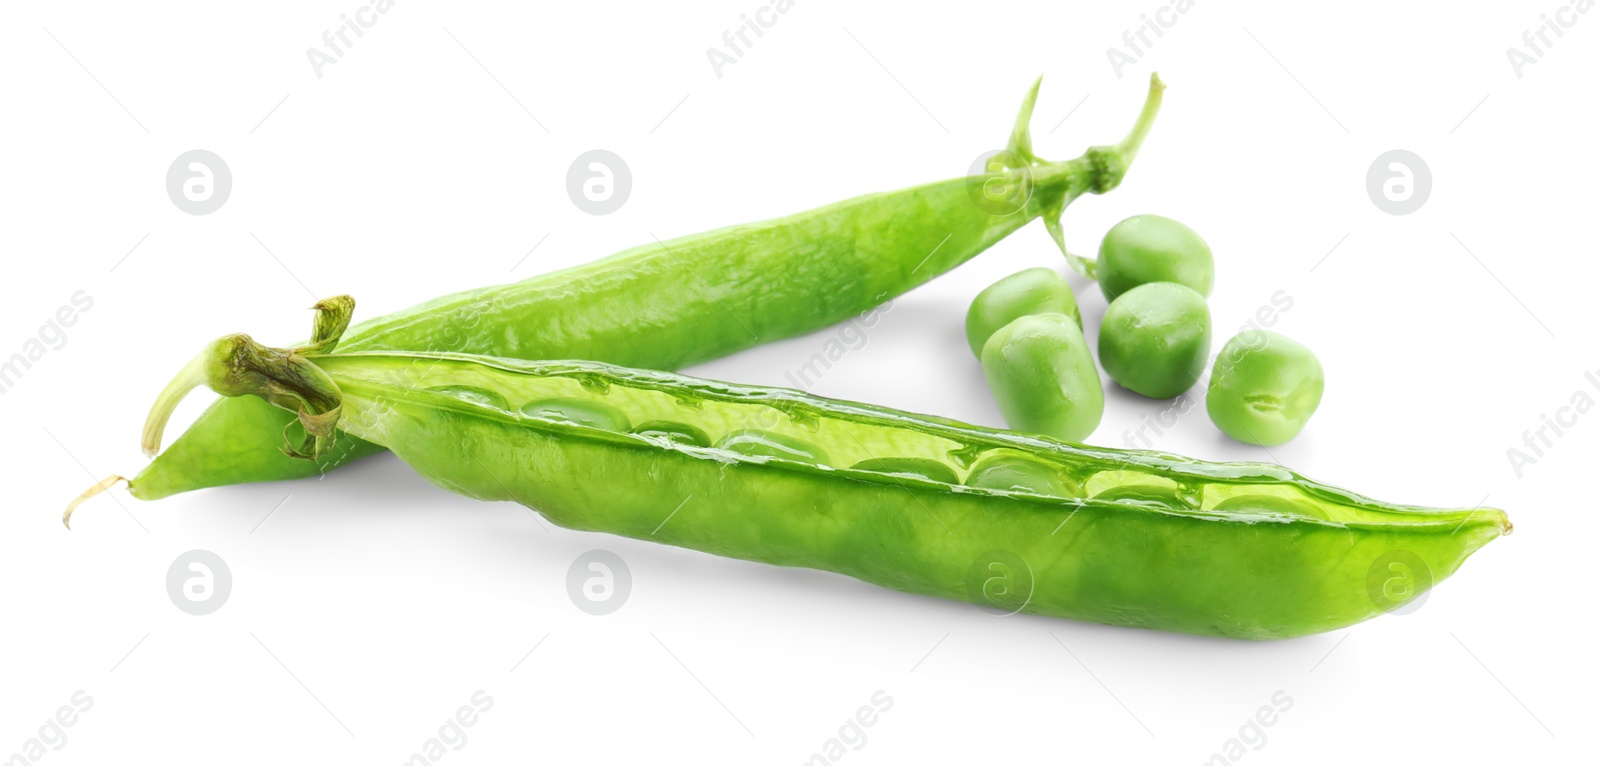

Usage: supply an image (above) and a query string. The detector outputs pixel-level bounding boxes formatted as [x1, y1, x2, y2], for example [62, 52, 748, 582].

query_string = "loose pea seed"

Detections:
[716, 429, 831, 465]
[519, 398, 632, 432]
[632, 420, 712, 448]
[1096, 214, 1214, 301]
[980, 313, 1103, 442]
[850, 457, 959, 485]
[965, 267, 1082, 357]
[1206, 331, 1324, 446]
[1098, 282, 1212, 399]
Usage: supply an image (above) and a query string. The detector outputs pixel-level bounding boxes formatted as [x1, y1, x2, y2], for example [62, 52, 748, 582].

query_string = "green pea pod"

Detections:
[128, 74, 1165, 500]
[89, 297, 1510, 640]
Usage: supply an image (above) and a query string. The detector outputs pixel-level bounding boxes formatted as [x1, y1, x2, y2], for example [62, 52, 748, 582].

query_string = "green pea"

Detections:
[1096, 214, 1214, 301]
[632, 420, 712, 448]
[850, 457, 959, 485]
[1092, 483, 1186, 509]
[424, 385, 510, 412]
[964, 267, 1081, 357]
[519, 398, 632, 432]
[716, 429, 831, 465]
[980, 314, 1103, 442]
[1213, 493, 1326, 520]
[1206, 331, 1324, 446]
[1098, 282, 1212, 399]
[965, 453, 1074, 497]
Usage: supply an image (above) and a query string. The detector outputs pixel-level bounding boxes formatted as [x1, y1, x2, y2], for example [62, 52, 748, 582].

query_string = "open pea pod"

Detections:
[86, 298, 1510, 640]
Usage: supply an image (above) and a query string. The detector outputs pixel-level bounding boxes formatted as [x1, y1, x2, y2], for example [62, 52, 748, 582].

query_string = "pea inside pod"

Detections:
[425, 385, 509, 412]
[633, 420, 712, 448]
[716, 429, 832, 465]
[519, 398, 632, 432]
[980, 313, 1103, 442]
[965, 268, 1081, 357]
[850, 457, 960, 485]
[966, 452, 1077, 496]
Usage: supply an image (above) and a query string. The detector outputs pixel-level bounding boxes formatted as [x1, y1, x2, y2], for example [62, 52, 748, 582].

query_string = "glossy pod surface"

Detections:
[298, 351, 1506, 640]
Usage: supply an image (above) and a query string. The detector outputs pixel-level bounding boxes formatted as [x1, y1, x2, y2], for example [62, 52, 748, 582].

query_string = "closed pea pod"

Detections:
[129, 75, 1168, 502]
[980, 313, 1104, 442]
[97, 297, 1510, 640]
[1098, 282, 1212, 399]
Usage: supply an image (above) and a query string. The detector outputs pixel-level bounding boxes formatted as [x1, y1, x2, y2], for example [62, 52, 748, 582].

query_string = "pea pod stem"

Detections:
[1039, 73, 1163, 278]
[141, 331, 345, 460]
[142, 297, 358, 458]
[1113, 72, 1164, 161]
[1066, 251, 1098, 279]
[140, 352, 212, 458]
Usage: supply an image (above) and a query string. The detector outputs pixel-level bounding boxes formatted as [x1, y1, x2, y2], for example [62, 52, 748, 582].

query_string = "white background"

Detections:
[1, 1, 1593, 763]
